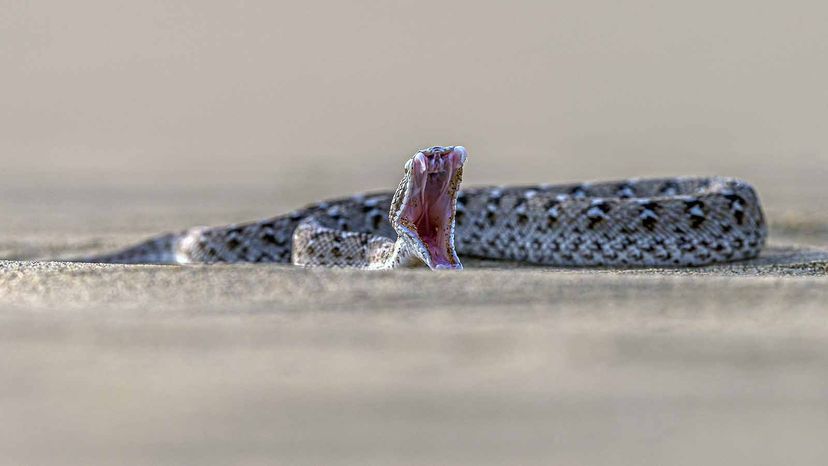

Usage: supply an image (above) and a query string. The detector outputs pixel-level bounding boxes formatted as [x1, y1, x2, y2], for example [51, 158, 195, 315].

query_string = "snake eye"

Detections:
[404, 159, 413, 170]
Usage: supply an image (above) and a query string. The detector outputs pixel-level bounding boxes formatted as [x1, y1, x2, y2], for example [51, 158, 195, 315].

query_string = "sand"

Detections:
[1, 219, 827, 465]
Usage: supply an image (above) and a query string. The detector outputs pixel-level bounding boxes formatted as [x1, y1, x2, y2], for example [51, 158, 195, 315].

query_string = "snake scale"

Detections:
[83, 146, 767, 269]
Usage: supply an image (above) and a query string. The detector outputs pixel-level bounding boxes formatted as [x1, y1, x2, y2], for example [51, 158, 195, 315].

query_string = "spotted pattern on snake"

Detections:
[81, 146, 767, 269]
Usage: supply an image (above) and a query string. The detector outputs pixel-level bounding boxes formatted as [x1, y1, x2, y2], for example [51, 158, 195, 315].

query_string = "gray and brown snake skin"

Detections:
[83, 146, 767, 270]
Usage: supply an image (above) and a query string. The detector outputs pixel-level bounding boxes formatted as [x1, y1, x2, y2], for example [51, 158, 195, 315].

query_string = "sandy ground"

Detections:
[3, 1, 828, 464]
[1, 188, 827, 465]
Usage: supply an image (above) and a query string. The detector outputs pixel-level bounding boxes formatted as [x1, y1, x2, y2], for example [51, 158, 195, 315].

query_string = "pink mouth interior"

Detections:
[400, 148, 464, 269]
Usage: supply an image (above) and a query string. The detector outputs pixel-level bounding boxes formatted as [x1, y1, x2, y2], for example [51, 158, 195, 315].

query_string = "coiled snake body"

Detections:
[84, 146, 767, 269]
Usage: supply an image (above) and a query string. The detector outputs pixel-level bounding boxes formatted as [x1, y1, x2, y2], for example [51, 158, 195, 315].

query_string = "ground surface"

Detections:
[1, 183, 827, 466]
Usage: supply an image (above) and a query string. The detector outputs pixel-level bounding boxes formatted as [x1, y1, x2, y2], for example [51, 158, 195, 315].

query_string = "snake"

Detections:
[81, 146, 767, 270]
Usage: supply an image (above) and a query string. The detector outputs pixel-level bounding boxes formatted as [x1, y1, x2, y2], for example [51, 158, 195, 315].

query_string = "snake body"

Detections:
[85, 146, 767, 269]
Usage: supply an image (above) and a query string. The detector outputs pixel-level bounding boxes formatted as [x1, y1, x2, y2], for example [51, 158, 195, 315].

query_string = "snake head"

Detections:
[390, 146, 467, 270]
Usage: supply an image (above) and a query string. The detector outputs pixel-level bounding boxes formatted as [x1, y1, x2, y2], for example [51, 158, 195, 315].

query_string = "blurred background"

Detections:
[2, 0, 826, 246]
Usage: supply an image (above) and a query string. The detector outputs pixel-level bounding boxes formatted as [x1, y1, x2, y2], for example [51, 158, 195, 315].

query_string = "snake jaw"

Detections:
[394, 146, 466, 270]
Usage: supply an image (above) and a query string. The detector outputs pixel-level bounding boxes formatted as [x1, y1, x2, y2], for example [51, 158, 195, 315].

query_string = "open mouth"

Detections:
[397, 146, 466, 270]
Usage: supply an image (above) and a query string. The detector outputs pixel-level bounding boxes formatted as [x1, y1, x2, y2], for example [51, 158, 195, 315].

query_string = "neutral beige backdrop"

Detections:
[2, 1, 826, 198]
